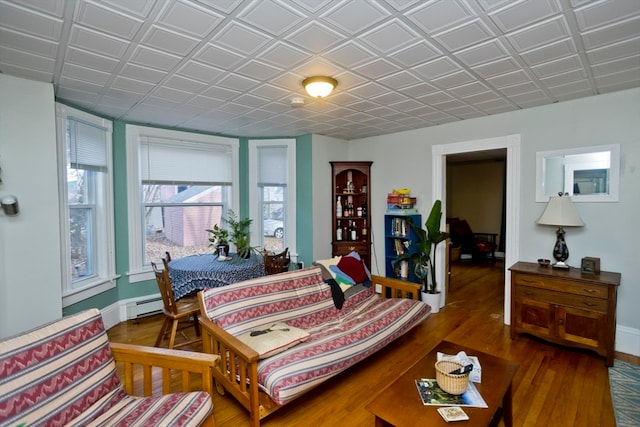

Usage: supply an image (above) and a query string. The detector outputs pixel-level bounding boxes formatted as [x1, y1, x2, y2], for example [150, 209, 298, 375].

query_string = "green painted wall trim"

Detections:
[62, 120, 312, 315]
[238, 137, 249, 218]
[296, 134, 313, 267]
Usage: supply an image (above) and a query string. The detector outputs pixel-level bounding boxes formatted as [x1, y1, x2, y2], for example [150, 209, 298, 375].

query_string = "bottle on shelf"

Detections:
[362, 219, 367, 237]
[336, 197, 342, 218]
[350, 220, 357, 241]
[336, 220, 343, 241]
[361, 199, 367, 217]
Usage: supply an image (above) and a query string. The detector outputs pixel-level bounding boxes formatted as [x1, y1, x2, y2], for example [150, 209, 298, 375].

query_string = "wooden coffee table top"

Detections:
[366, 340, 519, 427]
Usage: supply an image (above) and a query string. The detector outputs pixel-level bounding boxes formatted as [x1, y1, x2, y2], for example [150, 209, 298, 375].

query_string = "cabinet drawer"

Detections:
[513, 273, 608, 299]
[333, 242, 369, 256]
[515, 285, 607, 312]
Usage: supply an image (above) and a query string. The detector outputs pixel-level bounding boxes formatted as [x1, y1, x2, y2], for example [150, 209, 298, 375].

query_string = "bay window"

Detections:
[248, 139, 296, 255]
[126, 125, 238, 282]
[56, 104, 115, 306]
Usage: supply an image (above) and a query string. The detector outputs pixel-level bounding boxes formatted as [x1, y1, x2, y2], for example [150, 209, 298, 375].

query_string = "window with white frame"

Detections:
[248, 139, 296, 255]
[126, 125, 239, 283]
[56, 104, 116, 306]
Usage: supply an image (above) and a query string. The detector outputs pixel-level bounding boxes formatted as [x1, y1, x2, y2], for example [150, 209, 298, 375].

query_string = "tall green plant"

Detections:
[394, 200, 449, 293]
[225, 209, 258, 258]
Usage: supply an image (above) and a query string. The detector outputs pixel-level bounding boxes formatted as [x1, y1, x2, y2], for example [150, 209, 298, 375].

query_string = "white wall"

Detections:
[345, 88, 640, 356]
[0, 74, 62, 338]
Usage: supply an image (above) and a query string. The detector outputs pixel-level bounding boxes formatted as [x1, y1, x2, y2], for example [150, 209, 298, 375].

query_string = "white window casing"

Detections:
[56, 104, 117, 307]
[126, 125, 239, 283]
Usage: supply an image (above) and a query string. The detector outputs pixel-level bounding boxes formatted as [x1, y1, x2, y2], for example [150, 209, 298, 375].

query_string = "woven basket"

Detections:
[435, 360, 470, 395]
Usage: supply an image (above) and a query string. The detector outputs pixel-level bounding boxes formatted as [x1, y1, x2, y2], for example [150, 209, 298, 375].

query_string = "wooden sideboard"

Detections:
[509, 261, 621, 366]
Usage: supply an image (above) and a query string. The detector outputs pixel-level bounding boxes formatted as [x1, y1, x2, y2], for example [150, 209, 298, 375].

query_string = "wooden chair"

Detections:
[263, 247, 289, 275]
[448, 218, 497, 261]
[152, 255, 201, 349]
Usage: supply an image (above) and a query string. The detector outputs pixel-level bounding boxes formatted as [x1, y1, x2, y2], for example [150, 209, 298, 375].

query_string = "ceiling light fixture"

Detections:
[302, 76, 337, 99]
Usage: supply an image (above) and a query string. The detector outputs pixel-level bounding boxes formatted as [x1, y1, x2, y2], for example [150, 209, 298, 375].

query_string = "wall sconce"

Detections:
[302, 76, 338, 98]
[1, 195, 19, 216]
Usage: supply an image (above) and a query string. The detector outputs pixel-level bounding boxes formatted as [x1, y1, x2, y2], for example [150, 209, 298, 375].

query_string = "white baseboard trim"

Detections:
[616, 325, 640, 357]
[100, 294, 161, 330]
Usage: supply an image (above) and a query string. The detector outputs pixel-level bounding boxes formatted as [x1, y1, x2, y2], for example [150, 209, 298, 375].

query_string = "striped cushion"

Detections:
[201, 266, 337, 336]
[258, 291, 431, 405]
[0, 309, 214, 427]
[201, 266, 432, 406]
[0, 309, 122, 426]
[69, 390, 213, 427]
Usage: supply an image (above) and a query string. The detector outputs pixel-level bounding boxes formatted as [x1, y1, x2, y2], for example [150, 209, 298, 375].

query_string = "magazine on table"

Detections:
[415, 379, 488, 408]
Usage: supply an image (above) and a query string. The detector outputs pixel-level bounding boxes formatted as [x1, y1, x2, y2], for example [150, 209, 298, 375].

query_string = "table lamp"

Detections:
[537, 192, 584, 269]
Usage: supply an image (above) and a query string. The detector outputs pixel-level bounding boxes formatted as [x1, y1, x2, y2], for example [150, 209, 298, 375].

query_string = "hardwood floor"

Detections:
[107, 260, 617, 426]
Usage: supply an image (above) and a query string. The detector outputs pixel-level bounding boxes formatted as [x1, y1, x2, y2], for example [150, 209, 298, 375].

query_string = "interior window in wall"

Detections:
[56, 104, 115, 306]
[249, 140, 296, 255]
[126, 126, 239, 283]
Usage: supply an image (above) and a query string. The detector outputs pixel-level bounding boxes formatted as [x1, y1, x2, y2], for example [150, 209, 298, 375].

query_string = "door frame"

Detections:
[432, 134, 521, 325]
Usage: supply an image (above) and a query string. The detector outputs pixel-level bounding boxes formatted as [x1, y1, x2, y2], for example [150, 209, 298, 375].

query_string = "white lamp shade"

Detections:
[303, 77, 337, 98]
[537, 194, 584, 227]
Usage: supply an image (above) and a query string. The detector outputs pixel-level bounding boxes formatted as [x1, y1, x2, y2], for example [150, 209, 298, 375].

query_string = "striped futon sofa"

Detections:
[198, 266, 431, 427]
[0, 308, 217, 427]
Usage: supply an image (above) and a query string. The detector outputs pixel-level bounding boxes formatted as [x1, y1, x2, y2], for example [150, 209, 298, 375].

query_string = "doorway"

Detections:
[446, 149, 506, 260]
[432, 135, 521, 325]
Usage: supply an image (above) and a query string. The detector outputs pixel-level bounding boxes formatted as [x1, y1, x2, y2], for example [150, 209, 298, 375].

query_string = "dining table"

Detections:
[168, 253, 265, 300]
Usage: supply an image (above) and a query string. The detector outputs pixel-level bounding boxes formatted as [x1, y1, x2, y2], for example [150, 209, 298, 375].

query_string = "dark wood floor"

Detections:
[107, 260, 621, 426]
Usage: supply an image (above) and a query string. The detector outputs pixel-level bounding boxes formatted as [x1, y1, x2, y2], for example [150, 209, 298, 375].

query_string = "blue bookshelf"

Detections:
[384, 214, 421, 283]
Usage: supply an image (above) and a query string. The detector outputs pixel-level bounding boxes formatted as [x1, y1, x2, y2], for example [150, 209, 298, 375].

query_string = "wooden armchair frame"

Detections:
[110, 342, 219, 427]
[198, 276, 421, 427]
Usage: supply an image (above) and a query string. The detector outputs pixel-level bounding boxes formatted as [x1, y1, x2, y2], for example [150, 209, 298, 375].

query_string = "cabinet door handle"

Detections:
[522, 279, 536, 284]
[583, 302, 597, 307]
[583, 288, 597, 293]
[558, 318, 564, 325]
[524, 291, 533, 296]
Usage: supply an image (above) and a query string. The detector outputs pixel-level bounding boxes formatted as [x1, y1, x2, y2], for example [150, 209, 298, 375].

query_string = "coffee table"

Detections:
[366, 340, 519, 426]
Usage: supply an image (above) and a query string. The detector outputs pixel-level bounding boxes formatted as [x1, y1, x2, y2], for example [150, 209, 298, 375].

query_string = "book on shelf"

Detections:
[393, 238, 406, 255]
[391, 217, 409, 236]
[393, 260, 409, 279]
[414, 379, 487, 408]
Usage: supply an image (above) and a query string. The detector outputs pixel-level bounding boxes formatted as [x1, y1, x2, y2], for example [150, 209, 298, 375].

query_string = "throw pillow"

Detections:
[236, 322, 310, 359]
[313, 256, 342, 281]
[337, 255, 369, 284]
[344, 251, 372, 280]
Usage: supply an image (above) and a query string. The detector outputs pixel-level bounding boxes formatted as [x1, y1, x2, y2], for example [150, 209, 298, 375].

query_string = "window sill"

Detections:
[127, 268, 155, 284]
[62, 275, 119, 307]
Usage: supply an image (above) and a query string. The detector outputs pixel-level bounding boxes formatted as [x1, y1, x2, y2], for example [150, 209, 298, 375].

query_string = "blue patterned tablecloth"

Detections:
[168, 253, 265, 300]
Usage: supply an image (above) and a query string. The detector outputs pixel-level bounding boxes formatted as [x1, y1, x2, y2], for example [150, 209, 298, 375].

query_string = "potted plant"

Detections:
[206, 224, 229, 257]
[394, 200, 449, 312]
[225, 209, 258, 259]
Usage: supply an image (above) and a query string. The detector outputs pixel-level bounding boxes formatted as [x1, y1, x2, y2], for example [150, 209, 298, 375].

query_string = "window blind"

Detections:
[141, 137, 232, 184]
[68, 118, 108, 171]
[258, 145, 287, 185]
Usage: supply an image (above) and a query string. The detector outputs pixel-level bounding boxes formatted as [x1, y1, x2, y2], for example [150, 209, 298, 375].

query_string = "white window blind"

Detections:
[68, 119, 108, 171]
[141, 137, 232, 184]
[258, 146, 287, 185]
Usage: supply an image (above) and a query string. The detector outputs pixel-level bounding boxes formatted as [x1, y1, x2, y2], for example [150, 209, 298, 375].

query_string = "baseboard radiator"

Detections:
[126, 297, 163, 319]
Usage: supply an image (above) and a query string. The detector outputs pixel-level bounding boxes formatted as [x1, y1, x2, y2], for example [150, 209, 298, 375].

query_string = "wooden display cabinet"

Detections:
[330, 161, 372, 269]
[509, 261, 621, 366]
